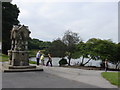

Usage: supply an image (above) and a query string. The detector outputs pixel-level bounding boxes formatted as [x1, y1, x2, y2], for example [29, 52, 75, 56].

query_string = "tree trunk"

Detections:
[68, 58, 71, 66]
[115, 61, 120, 69]
[80, 56, 84, 66]
[83, 58, 92, 66]
[68, 56, 71, 66]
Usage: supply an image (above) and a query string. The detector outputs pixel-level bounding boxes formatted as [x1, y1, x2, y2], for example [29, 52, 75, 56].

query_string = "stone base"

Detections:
[10, 51, 30, 66]
[2, 63, 43, 72]
[4, 68, 43, 72]
[9, 66, 36, 69]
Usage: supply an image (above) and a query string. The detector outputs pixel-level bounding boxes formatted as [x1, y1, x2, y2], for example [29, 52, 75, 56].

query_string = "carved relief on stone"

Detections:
[10, 25, 31, 51]
[8, 25, 31, 66]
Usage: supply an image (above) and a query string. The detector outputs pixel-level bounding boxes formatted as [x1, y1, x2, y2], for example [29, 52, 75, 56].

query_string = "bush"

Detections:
[59, 58, 68, 66]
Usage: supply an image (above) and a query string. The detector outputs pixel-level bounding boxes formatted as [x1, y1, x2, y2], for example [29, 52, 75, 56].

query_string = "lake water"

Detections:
[29, 57, 116, 68]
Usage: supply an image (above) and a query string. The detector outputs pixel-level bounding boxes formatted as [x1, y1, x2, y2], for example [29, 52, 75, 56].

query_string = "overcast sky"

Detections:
[12, 0, 118, 43]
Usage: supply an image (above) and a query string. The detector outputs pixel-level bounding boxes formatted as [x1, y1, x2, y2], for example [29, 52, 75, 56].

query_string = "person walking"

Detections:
[36, 51, 41, 66]
[46, 53, 52, 67]
[40, 54, 45, 65]
[105, 59, 108, 72]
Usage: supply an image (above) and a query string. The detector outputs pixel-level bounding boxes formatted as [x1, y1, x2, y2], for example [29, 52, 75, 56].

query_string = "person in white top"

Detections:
[36, 51, 41, 65]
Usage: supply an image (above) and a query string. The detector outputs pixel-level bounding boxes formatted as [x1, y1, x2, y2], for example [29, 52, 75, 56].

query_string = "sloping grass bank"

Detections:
[101, 72, 120, 87]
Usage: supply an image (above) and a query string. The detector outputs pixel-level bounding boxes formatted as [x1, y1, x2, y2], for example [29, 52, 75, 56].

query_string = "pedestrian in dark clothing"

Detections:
[46, 54, 52, 67]
[105, 59, 108, 72]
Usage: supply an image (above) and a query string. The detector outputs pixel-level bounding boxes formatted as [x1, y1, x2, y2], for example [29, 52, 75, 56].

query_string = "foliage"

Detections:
[62, 30, 81, 66]
[108, 43, 120, 69]
[59, 58, 68, 66]
[28, 38, 42, 50]
[101, 72, 120, 87]
[29, 60, 37, 64]
[87, 39, 120, 68]
[0, 54, 8, 62]
[2, 2, 20, 54]
[62, 30, 80, 46]
[73, 39, 100, 66]
[73, 38, 120, 67]
[28, 38, 51, 55]
[29, 49, 39, 57]
[48, 39, 67, 57]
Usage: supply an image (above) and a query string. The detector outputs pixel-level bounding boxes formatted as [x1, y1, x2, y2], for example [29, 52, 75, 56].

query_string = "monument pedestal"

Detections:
[11, 51, 29, 66]
[2, 63, 43, 72]
[9, 65, 36, 69]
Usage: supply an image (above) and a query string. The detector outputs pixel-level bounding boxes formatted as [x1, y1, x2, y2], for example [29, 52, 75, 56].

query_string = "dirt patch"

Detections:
[61, 65, 120, 71]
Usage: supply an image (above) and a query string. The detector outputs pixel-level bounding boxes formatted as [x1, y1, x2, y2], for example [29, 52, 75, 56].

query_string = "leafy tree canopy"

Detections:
[48, 39, 67, 57]
[2, 2, 20, 54]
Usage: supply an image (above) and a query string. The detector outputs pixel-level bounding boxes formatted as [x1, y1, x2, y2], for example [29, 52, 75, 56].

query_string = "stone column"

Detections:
[11, 40, 14, 50]
[25, 41, 28, 50]
[8, 50, 12, 65]
[14, 40, 17, 51]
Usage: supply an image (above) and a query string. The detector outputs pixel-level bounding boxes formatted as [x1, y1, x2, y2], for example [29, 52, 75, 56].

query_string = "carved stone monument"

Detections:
[8, 25, 30, 66]
[3, 25, 43, 72]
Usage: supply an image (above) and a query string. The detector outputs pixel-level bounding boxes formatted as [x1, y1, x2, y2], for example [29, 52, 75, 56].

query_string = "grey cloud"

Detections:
[12, 1, 118, 42]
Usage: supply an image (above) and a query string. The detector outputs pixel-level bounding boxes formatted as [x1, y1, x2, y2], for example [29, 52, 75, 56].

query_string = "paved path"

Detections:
[1, 63, 118, 88]
[2, 71, 99, 88]
[40, 66, 117, 88]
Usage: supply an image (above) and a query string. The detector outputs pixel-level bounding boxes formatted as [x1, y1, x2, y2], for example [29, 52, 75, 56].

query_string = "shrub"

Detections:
[59, 58, 68, 66]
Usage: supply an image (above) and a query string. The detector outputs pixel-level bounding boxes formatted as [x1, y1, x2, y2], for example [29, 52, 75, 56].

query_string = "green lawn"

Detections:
[29, 60, 37, 64]
[0, 54, 8, 62]
[101, 72, 120, 87]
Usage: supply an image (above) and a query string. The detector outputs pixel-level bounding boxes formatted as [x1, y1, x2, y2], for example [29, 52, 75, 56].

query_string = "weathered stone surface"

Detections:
[2, 61, 43, 72]
[11, 51, 29, 66]
[9, 66, 36, 69]
[5, 25, 44, 72]
[4, 68, 43, 72]
[8, 25, 30, 66]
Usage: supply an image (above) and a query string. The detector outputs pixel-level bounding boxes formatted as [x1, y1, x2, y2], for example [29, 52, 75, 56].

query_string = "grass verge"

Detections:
[1, 53, 37, 65]
[0, 54, 8, 62]
[29, 60, 37, 64]
[101, 72, 120, 87]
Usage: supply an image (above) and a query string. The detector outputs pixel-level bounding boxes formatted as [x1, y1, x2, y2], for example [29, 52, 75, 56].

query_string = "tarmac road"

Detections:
[2, 71, 98, 88]
[42, 66, 117, 88]
[2, 64, 118, 88]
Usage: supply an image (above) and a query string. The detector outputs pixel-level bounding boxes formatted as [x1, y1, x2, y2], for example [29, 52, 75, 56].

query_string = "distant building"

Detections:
[0, 0, 12, 2]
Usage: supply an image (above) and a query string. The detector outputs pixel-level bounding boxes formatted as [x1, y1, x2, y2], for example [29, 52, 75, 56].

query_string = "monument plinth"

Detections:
[11, 51, 29, 66]
[3, 25, 43, 72]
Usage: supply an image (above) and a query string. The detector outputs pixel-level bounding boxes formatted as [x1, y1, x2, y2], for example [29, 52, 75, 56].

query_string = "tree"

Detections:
[85, 38, 116, 66]
[86, 38, 120, 68]
[109, 43, 120, 69]
[62, 30, 81, 66]
[73, 38, 100, 66]
[28, 38, 51, 51]
[2, 2, 20, 54]
[48, 39, 67, 57]
[74, 38, 116, 67]
[28, 38, 41, 50]
[72, 41, 87, 66]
